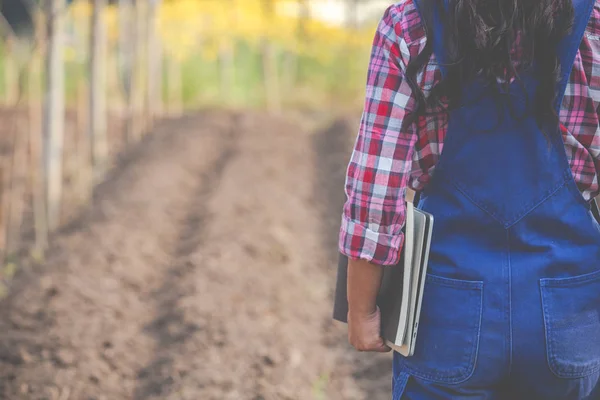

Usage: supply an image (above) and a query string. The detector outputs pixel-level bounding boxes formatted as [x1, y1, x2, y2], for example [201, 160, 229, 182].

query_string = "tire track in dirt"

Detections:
[312, 117, 392, 399]
[133, 115, 241, 399]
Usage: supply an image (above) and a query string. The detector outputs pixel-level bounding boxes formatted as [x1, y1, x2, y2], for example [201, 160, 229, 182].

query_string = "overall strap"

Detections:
[413, 0, 449, 77]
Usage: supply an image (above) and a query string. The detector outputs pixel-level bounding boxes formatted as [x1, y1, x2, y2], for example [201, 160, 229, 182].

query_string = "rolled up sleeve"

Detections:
[339, 4, 418, 266]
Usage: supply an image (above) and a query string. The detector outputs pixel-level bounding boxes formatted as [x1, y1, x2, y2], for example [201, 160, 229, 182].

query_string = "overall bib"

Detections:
[393, 1, 600, 398]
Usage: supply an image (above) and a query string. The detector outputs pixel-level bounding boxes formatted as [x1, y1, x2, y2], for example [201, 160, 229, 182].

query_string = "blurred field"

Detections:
[0, 110, 392, 399]
[0, 0, 393, 398]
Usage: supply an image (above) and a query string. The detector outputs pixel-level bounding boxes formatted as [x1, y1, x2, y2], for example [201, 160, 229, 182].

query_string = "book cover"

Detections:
[332, 198, 433, 357]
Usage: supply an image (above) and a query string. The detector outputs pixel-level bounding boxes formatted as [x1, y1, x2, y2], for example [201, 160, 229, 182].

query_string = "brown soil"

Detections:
[0, 110, 392, 399]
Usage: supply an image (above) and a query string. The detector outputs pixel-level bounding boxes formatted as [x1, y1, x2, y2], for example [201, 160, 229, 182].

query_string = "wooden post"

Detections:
[6, 113, 26, 254]
[261, 0, 280, 113]
[107, 44, 122, 117]
[118, 0, 134, 143]
[282, 0, 310, 91]
[146, 0, 162, 123]
[76, 77, 92, 204]
[27, 49, 48, 256]
[166, 55, 182, 116]
[219, 40, 235, 105]
[1, 36, 29, 256]
[281, 52, 296, 95]
[3, 41, 18, 106]
[73, 2, 92, 205]
[219, 0, 236, 105]
[0, 162, 7, 259]
[25, 8, 48, 257]
[28, 51, 48, 256]
[262, 42, 280, 113]
[133, 0, 147, 138]
[44, 0, 66, 232]
[0, 39, 13, 259]
[127, 0, 146, 141]
[90, 0, 108, 182]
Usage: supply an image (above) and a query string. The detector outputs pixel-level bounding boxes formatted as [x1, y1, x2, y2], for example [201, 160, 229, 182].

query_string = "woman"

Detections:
[339, 0, 600, 398]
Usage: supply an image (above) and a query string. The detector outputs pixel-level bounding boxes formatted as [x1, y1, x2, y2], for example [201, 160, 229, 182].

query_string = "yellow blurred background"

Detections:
[59, 0, 387, 111]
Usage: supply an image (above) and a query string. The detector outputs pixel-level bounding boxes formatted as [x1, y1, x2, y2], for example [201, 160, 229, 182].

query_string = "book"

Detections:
[332, 190, 434, 357]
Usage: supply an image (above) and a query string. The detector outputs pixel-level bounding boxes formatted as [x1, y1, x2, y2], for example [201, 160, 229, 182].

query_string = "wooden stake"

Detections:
[76, 79, 91, 205]
[118, 0, 134, 143]
[90, 0, 108, 182]
[262, 40, 280, 113]
[4, 47, 17, 106]
[132, 0, 147, 138]
[219, 40, 235, 106]
[0, 161, 7, 260]
[6, 113, 26, 254]
[44, 0, 67, 231]
[220, 0, 236, 106]
[261, 0, 280, 113]
[166, 56, 182, 116]
[146, 0, 162, 123]
[28, 52, 48, 255]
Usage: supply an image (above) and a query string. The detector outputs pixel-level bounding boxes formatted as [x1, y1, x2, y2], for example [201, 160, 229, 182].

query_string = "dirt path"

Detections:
[0, 111, 392, 399]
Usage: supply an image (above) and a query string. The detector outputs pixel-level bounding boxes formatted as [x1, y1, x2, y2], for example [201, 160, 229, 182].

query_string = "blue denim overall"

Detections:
[393, 1, 600, 398]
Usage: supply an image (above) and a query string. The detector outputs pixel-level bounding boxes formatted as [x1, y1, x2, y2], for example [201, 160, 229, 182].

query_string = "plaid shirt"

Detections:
[340, 0, 600, 266]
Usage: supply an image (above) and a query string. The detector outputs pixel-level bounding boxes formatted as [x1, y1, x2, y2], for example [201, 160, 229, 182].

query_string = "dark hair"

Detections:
[404, 0, 575, 128]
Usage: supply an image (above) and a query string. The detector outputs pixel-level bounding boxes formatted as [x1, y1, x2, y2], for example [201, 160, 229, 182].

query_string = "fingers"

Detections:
[359, 339, 391, 353]
[375, 344, 392, 353]
[373, 339, 392, 353]
[347, 307, 392, 353]
[350, 336, 391, 352]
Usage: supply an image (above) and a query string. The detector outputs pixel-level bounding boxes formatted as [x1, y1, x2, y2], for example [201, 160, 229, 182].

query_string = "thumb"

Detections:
[374, 337, 392, 353]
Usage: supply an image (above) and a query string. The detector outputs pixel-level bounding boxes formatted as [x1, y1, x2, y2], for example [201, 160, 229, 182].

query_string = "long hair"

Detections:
[405, 0, 575, 128]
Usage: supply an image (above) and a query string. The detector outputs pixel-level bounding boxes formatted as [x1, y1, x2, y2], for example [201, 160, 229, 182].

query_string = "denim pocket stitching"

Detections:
[540, 275, 600, 379]
[540, 268, 600, 287]
[427, 273, 484, 290]
[401, 276, 484, 384]
[392, 371, 410, 400]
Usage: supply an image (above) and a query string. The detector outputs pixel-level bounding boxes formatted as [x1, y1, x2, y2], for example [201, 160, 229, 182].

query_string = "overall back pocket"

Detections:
[541, 270, 600, 379]
[399, 274, 484, 384]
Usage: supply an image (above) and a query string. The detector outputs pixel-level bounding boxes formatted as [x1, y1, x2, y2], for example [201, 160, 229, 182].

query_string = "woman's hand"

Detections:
[347, 258, 391, 353]
[348, 306, 391, 352]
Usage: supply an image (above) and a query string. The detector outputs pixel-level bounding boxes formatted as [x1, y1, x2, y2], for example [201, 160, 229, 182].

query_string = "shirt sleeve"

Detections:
[339, 4, 419, 266]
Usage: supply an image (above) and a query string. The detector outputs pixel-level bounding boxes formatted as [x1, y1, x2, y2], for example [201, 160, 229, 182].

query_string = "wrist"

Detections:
[348, 304, 378, 318]
[347, 258, 383, 319]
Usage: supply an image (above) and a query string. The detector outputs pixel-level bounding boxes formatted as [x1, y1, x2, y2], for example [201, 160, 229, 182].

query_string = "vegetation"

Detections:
[53, 0, 378, 111]
[0, 0, 382, 265]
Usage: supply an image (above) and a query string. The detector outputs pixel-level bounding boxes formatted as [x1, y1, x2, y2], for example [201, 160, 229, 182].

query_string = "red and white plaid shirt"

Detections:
[340, 0, 600, 266]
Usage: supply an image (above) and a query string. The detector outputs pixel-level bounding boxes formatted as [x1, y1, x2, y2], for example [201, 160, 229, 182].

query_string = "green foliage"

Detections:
[0, 0, 381, 112]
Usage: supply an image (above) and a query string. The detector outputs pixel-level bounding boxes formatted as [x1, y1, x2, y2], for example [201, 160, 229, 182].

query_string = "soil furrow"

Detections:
[0, 110, 392, 400]
[0, 112, 232, 399]
[134, 116, 241, 399]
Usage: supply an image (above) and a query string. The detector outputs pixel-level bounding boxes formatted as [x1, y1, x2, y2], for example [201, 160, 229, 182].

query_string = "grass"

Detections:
[0, 38, 370, 113]
[312, 372, 330, 400]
